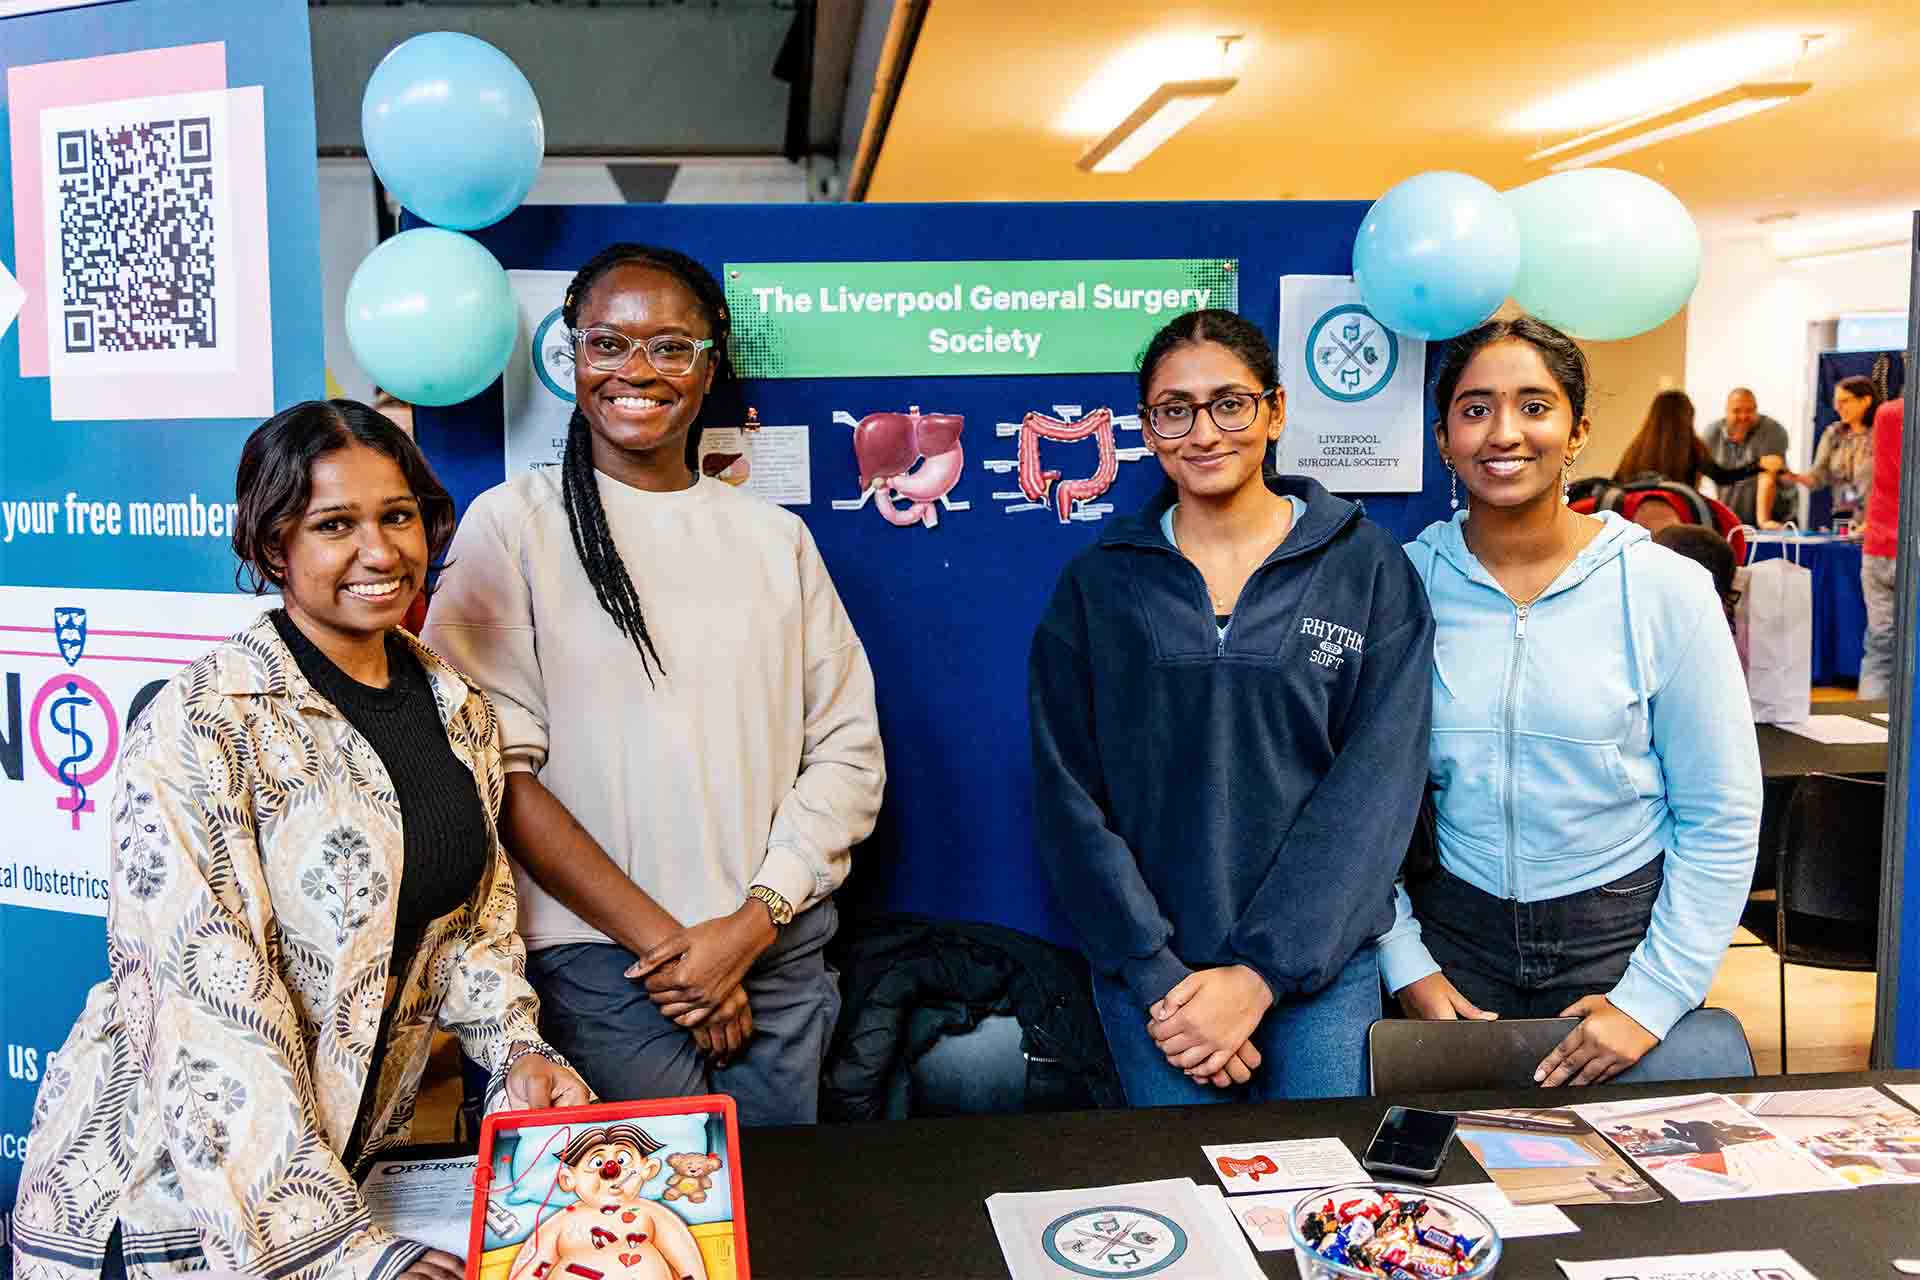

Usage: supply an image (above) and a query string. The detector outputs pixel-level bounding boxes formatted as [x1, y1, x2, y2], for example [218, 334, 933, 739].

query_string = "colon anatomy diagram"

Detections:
[830, 406, 972, 529]
[985, 405, 1151, 523]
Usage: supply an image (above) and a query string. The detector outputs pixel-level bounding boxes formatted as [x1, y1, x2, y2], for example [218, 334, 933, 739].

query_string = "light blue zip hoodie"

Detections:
[1377, 511, 1761, 1038]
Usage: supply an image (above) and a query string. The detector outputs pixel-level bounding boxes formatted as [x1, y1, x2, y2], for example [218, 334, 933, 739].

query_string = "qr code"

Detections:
[54, 115, 218, 356]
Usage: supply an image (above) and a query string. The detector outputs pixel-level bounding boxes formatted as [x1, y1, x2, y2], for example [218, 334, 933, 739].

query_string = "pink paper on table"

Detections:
[7, 41, 226, 378]
[49, 86, 273, 421]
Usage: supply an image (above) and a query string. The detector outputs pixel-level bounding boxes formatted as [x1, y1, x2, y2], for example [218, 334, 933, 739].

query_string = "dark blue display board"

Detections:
[416, 202, 1452, 945]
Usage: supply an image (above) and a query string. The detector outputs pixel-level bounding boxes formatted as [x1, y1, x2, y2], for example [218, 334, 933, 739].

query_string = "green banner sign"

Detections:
[724, 258, 1239, 378]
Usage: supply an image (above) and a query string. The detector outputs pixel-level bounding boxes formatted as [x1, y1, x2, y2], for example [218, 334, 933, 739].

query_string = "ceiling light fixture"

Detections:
[1075, 78, 1238, 173]
[1527, 81, 1810, 171]
[1772, 212, 1913, 263]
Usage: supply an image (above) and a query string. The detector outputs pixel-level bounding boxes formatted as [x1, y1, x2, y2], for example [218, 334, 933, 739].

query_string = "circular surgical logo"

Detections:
[531, 307, 576, 403]
[1306, 304, 1398, 403]
[1041, 1206, 1187, 1278]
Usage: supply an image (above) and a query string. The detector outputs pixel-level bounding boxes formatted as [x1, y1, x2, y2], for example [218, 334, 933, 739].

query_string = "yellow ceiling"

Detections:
[866, 0, 1920, 233]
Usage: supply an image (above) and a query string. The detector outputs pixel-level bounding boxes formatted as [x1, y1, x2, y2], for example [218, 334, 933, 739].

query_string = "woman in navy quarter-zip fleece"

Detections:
[1379, 316, 1760, 1089]
[1028, 311, 1434, 1105]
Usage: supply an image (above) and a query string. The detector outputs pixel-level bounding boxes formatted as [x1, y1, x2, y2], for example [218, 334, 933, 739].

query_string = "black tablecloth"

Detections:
[735, 1069, 1920, 1279]
[1756, 699, 1888, 780]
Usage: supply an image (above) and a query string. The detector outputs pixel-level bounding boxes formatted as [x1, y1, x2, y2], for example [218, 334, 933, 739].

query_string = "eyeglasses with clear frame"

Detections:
[1140, 388, 1275, 440]
[568, 327, 716, 376]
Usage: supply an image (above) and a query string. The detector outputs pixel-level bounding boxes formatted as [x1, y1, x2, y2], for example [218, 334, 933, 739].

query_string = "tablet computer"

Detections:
[468, 1095, 749, 1280]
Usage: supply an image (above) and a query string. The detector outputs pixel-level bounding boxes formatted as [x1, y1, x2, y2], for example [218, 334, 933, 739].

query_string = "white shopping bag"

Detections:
[1736, 551, 1812, 724]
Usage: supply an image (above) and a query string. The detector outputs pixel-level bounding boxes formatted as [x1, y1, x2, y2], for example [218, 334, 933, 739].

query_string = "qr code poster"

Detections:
[39, 88, 239, 379]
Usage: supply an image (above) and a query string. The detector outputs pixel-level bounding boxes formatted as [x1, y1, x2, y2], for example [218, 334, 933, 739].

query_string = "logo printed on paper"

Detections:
[531, 307, 576, 404]
[1041, 1206, 1188, 1278]
[1305, 305, 1398, 403]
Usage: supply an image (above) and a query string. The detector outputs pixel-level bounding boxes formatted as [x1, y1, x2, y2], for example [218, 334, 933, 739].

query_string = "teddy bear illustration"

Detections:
[660, 1152, 723, 1205]
[508, 1124, 706, 1280]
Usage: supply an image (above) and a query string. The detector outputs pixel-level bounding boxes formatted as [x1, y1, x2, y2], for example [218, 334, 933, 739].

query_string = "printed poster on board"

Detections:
[503, 270, 576, 477]
[1276, 275, 1425, 493]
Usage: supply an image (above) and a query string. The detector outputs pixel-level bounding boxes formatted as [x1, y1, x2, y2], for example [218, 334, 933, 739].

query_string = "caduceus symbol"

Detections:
[51, 680, 95, 821]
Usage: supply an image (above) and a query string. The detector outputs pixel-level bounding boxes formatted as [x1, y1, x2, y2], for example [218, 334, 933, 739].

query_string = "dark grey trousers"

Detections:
[526, 899, 840, 1127]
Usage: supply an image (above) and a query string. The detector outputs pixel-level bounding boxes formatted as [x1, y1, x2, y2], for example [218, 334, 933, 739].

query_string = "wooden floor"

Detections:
[1708, 925, 1877, 1075]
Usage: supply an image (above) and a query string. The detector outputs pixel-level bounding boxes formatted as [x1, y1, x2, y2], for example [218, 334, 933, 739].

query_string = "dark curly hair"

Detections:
[231, 399, 455, 594]
[558, 243, 734, 684]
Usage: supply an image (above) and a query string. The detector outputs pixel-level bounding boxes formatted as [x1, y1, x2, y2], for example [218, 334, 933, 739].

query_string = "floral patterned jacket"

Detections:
[13, 614, 554, 1280]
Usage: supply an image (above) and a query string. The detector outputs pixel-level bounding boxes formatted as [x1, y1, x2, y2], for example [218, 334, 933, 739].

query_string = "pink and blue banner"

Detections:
[0, 0, 324, 1230]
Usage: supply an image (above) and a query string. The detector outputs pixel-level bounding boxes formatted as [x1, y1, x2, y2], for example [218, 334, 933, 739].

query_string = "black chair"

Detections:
[1367, 1008, 1755, 1095]
[1368, 1017, 1578, 1094]
[1773, 772, 1885, 1071]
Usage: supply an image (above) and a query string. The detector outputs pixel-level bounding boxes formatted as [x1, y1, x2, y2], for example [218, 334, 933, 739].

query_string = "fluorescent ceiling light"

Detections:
[1773, 211, 1913, 262]
[1507, 29, 1813, 132]
[1528, 82, 1809, 171]
[1077, 79, 1236, 174]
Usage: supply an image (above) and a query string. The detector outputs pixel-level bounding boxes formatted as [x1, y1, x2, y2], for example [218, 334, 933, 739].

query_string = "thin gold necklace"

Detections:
[1181, 502, 1293, 611]
[1469, 511, 1584, 610]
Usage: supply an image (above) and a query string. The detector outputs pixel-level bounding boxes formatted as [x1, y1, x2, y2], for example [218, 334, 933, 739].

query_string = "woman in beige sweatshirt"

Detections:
[424, 243, 885, 1125]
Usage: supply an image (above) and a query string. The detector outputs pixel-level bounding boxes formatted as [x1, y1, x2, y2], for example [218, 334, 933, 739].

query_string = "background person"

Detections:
[1383, 316, 1761, 1088]
[1788, 375, 1881, 526]
[1029, 309, 1433, 1104]
[14, 401, 586, 1280]
[1858, 396, 1906, 698]
[424, 243, 884, 1126]
[1703, 388, 1794, 527]
[1611, 389, 1783, 495]
[1652, 524, 1740, 629]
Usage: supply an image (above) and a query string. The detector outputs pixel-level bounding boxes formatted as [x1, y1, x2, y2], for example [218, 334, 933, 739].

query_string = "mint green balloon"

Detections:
[345, 228, 516, 406]
[1506, 169, 1701, 341]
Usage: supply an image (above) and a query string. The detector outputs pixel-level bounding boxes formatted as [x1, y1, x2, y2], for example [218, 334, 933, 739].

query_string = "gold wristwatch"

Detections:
[747, 884, 794, 927]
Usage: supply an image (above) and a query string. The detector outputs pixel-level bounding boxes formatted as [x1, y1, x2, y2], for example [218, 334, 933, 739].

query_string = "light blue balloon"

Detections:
[345, 228, 517, 406]
[1353, 171, 1519, 340]
[1506, 169, 1701, 341]
[362, 32, 544, 230]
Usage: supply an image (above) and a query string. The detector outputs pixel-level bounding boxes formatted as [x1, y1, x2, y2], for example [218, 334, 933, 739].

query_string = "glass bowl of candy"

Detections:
[1287, 1183, 1501, 1279]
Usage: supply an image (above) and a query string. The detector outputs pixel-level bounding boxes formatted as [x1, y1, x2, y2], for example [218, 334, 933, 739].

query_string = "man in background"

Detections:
[1858, 397, 1905, 699]
[1703, 388, 1795, 527]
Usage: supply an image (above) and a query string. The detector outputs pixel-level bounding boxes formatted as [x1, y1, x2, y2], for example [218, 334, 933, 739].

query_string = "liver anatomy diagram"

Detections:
[984, 405, 1151, 523]
[831, 406, 971, 529]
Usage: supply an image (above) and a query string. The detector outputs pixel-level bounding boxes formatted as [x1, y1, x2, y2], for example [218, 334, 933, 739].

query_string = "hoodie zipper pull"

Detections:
[1515, 603, 1530, 638]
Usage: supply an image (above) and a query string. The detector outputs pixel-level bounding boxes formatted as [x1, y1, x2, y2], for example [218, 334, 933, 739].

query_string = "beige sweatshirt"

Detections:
[423, 468, 884, 949]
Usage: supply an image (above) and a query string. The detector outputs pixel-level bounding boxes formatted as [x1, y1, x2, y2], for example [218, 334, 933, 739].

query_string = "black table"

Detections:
[1756, 699, 1889, 781]
[736, 1070, 1920, 1279]
[1751, 700, 1889, 899]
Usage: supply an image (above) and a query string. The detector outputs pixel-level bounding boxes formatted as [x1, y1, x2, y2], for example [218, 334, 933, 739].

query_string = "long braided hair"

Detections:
[559, 243, 734, 684]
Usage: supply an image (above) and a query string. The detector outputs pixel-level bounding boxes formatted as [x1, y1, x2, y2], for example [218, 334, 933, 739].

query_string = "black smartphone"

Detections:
[1362, 1105, 1458, 1182]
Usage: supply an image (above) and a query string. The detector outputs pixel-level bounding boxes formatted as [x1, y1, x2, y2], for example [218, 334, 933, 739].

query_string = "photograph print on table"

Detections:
[1452, 1107, 1661, 1205]
[1729, 1088, 1920, 1186]
[1572, 1093, 1851, 1202]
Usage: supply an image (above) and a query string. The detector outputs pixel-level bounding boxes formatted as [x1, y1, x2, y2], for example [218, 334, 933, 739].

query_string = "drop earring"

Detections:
[1562, 458, 1575, 505]
[1447, 461, 1459, 511]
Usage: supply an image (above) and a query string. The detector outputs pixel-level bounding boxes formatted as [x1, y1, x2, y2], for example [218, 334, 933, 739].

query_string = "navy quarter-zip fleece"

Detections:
[1029, 474, 1435, 1009]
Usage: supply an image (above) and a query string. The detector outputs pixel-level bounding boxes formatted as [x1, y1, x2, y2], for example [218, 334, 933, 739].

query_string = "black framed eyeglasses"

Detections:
[568, 327, 715, 376]
[1140, 389, 1274, 440]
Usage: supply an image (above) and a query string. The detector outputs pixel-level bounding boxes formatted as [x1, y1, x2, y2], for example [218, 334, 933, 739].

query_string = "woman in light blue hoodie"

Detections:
[1379, 315, 1760, 1087]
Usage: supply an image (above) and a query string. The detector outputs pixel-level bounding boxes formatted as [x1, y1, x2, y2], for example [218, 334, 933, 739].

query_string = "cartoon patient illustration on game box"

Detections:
[505, 1125, 709, 1280]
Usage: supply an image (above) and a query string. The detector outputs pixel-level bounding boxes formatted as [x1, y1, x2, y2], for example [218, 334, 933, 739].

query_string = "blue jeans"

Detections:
[527, 899, 840, 1127]
[1092, 945, 1377, 1105]
[1408, 856, 1663, 1017]
[1860, 553, 1896, 700]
